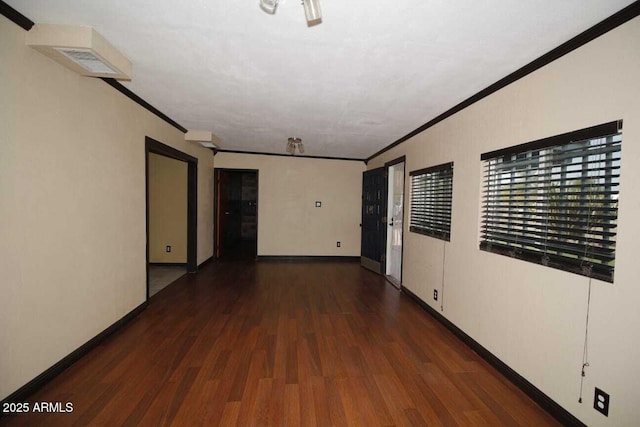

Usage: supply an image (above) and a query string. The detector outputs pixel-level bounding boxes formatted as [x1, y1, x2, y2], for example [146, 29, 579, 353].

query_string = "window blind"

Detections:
[409, 162, 453, 241]
[480, 121, 622, 282]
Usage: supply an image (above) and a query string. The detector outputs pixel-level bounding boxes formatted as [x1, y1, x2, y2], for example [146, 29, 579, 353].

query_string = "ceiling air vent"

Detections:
[54, 48, 119, 75]
[26, 24, 132, 81]
[185, 130, 220, 150]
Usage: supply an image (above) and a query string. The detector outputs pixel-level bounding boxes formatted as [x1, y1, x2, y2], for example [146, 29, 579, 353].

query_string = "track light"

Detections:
[286, 137, 304, 155]
[259, 0, 279, 14]
[259, 0, 322, 25]
[303, 0, 322, 25]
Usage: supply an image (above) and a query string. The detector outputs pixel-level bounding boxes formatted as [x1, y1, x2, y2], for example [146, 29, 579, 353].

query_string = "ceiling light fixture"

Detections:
[259, 0, 279, 14]
[259, 0, 322, 25]
[286, 137, 305, 155]
[302, 0, 322, 25]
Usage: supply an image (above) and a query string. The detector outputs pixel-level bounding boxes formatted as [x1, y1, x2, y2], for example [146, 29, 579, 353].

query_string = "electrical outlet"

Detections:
[594, 388, 610, 416]
[315, 201, 322, 207]
[336, 241, 341, 247]
[166, 245, 172, 253]
[433, 289, 438, 301]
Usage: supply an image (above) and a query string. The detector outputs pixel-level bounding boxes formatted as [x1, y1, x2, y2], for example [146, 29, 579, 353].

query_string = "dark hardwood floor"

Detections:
[1, 261, 559, 426]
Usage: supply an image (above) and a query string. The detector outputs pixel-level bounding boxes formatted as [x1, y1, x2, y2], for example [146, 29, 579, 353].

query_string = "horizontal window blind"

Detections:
[410, 162, 453, 241]
[480, 121, 622, 282]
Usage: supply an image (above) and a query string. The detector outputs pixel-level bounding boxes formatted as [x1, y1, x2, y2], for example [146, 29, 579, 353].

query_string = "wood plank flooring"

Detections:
[1, 261, 560, 426]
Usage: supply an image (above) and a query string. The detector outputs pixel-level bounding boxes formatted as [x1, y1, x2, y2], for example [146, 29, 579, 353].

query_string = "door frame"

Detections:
[145, 137, 198, 301]
[384, 155, 406, 286]
[213, 168, 259, 259]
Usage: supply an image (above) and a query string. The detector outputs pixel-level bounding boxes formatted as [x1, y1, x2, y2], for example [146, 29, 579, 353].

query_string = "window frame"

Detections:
[409, 161, 454, 241]
[480, 120, 622, 283]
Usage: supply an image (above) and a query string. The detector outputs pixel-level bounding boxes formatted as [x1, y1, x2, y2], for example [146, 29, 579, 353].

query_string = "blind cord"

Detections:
[578, 277, 592, 403]
[441, 240, 446, 312]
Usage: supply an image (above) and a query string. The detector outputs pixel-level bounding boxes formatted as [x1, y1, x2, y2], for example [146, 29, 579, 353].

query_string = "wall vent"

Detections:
[26, 24, 132, 81]
[54, 48, 119, 74]
[185, 130, 221, 150]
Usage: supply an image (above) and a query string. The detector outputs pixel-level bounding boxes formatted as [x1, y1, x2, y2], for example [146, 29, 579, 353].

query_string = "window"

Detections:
[480, 121, 622, 282]
[409, 162, 453, 240]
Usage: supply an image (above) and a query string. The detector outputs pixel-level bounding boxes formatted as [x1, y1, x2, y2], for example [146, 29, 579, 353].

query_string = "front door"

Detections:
[385, 160, 405, 286]
[361, 167, 387, 273]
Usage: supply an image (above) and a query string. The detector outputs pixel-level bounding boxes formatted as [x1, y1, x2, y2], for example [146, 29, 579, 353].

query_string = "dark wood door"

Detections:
[216, 170, 229, 258]
[215, 169, 258, 260]
[361, 167, 387, 273]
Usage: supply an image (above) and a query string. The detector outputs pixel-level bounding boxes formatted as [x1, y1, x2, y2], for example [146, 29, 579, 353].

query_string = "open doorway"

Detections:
[385, 157, 405, 288]
[145, 137, 197, 300]
[215, 169, 258, 260]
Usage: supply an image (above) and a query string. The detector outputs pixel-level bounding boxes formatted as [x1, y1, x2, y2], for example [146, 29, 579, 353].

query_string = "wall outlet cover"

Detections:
[336, 241, 341, 247]
[166, 245, 172, 252]
[594, 387, 610, 416]
[433, 289, 438, 301]
[315, 201, 321, 207]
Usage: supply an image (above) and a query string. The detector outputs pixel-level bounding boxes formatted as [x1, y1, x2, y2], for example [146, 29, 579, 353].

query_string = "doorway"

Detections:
[215, 169, 258, 260]
[385, 157, 405, 287]
[145, 137, 198, 300]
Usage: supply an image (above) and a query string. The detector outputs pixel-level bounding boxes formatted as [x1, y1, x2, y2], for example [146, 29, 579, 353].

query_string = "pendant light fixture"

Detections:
[286, 137, 305, 155]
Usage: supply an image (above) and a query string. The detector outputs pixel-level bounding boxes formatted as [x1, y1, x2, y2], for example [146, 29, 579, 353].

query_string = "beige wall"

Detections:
[0, 18, 214, 400]
[368, 17, 640, 426]
[214, 153, 365, 256]
[148, 153, 188, 263]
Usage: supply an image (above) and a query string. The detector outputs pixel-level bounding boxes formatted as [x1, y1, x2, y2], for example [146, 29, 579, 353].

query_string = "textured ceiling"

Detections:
[9, 0, 634, 158]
